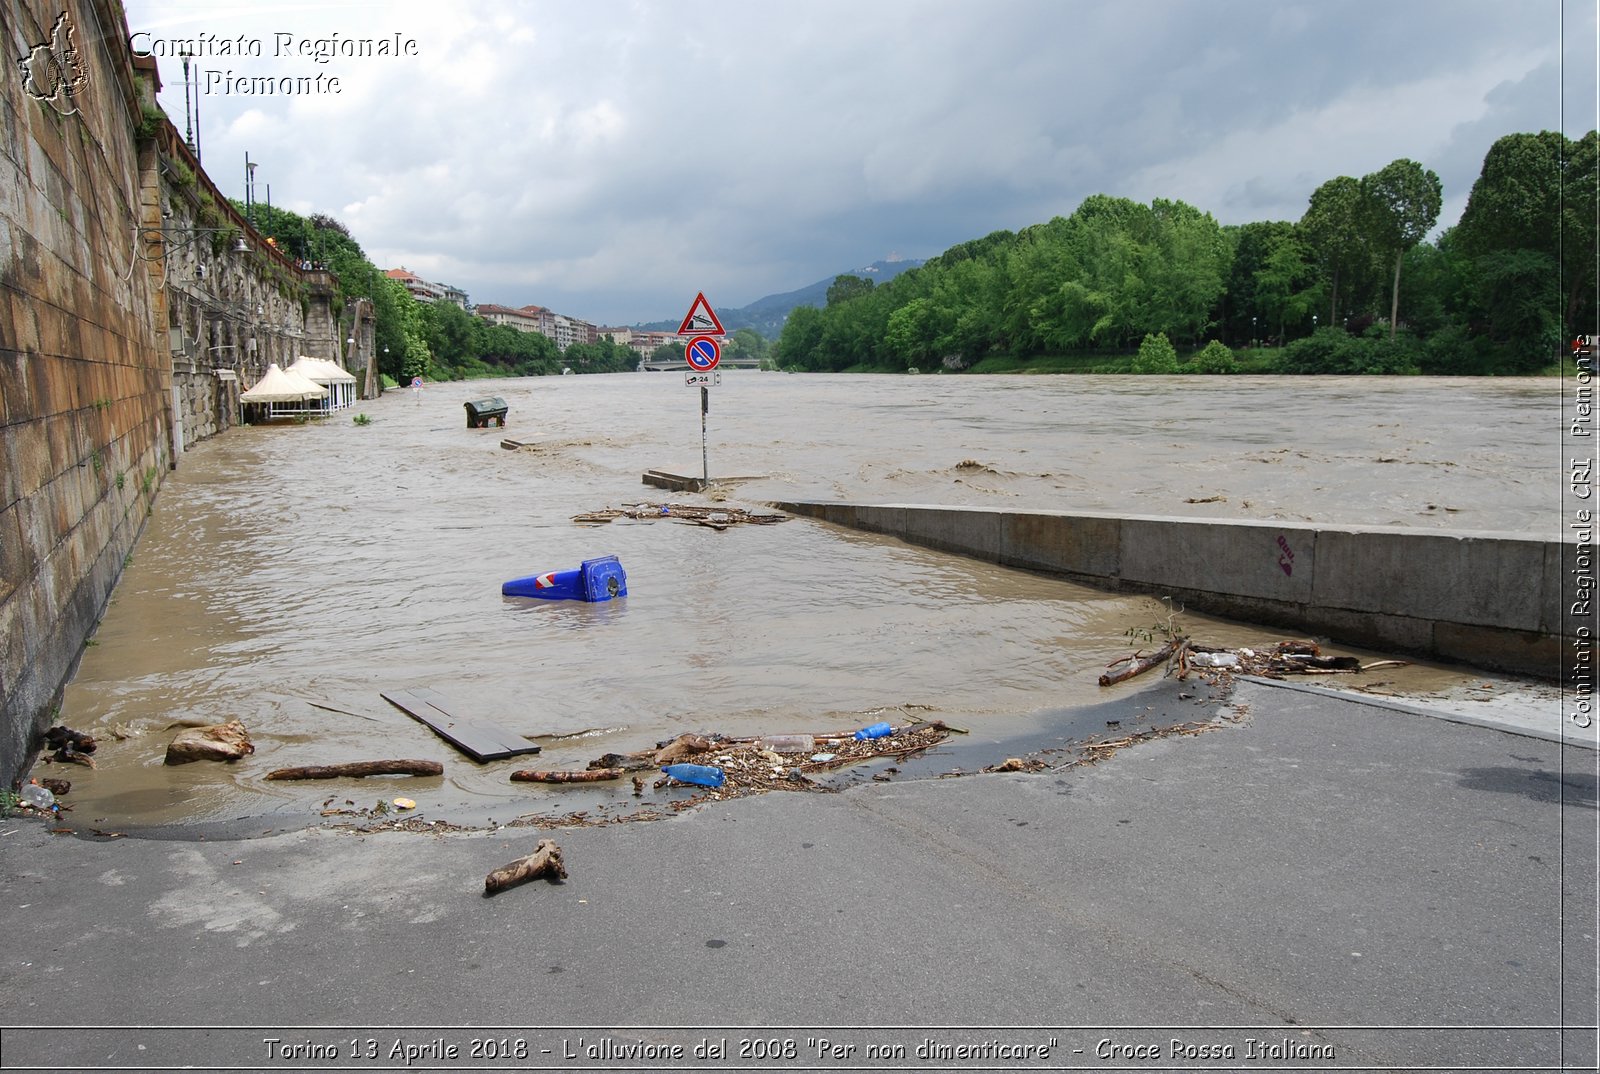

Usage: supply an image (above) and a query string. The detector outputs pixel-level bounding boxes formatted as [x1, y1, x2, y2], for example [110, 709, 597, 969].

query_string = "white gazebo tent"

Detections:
[239, 362, 329, 419]
[286, 356, 358, 412]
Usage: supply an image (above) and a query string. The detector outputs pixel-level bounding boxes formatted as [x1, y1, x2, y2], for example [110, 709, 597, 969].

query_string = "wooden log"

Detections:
[511, 768, 625, 783]
[265, 759, 443, 781]
[1098, 638, 1184, 687]
[654, 733, 717, 764]
[484, 839, 567, 895]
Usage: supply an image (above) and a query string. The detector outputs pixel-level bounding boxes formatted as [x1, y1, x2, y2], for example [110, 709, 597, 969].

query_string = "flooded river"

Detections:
[55, 373, 1561, 828]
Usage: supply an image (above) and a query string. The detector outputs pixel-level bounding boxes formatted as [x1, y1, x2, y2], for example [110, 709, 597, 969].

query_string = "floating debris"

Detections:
[1099, 637, 1409, 688]
[1052, 719, 1224, 769]
[572, 503, 788, 529]
[264, 759, 443, 781]
[584, 721, 958, 801]
[43, 726, 97, 767]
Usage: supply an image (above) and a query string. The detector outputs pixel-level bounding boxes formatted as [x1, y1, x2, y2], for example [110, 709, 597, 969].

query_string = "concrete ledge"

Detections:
[772, 501, 1574, 681]
[642, 470, 764, 494]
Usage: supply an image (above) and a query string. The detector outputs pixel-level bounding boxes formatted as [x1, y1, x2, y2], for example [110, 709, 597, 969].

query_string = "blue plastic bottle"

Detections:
[854, 722, 894, 741]
[662, 763, 725, 788]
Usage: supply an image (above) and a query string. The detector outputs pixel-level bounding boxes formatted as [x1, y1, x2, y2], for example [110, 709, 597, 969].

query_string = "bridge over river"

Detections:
[638, 353, 762, 371]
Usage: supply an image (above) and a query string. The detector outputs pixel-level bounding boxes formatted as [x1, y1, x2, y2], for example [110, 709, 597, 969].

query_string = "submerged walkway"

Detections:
[0, 678, 1593, 1070]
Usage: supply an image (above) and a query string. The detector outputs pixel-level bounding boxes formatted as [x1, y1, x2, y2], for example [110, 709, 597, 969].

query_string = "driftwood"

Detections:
[510, 768, 624, 783]
[574, 503, 788, 527]
[44, 726, 98, 767]
[654, 733, 718, 765]
[590, 733, 752, 772]
[484, 839, 567, 895]
[165, 720, 254, 765]
[1099, 638, 1187, 687]
[588, 752, 658, 773]
[265, 759, 443, 781]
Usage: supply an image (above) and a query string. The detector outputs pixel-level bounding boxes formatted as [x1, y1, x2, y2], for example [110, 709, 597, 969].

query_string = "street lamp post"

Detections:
[245, 153, 257, 226]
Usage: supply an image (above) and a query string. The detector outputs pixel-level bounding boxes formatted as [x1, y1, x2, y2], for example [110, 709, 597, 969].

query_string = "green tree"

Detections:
[424, 299, 479, 370]
[370, 279, 410, 381]
[825, 274, 875, 307]
[1361, 158, 1442, 340]
[1299, 176, 1369, 327]
[1188, 340, 1238, 374]
[884, 297, 942, 368]
[649, 340, 685, 365]
[776, 305, 824, 370]
[1455, 129, 1598, 342]
[1253, 230, 1318, 341]
[1132, 332, 1179, 374]
[726, 327, 771, 366]
[1144, 198, 1231, 344]
[1464, 248, 1564, 368]
[1220, 221, 1287, 345]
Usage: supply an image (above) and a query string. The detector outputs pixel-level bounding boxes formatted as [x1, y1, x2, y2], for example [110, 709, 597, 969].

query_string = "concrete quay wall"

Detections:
[772, 501, 1571, 680]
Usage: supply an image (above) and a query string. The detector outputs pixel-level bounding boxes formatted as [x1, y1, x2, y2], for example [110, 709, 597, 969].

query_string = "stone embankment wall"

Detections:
[1, 0, 170, 790]
[773, 501, 1570, 681]
[0, 1, 348, 791]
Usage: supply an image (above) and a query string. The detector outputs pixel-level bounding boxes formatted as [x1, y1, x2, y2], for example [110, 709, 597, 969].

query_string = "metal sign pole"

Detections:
[700, 386, 709, 486]
[679, 297, 724, 491]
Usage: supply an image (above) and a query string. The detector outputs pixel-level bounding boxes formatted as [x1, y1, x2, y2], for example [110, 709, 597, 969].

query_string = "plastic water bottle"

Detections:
[662, 763, 725, 788]
[854, 722, 894, 741]
[19, 783, 56, 811]
[757, 734, 814, 754]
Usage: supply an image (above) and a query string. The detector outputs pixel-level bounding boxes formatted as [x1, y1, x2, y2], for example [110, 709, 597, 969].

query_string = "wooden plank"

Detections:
[380, 689, 542, 763]
[406, 687, 543, 760]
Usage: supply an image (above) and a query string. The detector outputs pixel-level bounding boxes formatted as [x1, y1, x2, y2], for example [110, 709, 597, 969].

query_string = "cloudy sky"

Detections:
[117, 0, 1596, 326]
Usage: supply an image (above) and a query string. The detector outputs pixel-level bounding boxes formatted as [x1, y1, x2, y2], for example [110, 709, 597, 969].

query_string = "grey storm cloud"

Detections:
[122, 0, 1590, 325]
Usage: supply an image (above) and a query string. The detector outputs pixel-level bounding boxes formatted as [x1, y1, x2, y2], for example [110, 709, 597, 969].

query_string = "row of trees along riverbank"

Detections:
[778, 131, 1597, 376]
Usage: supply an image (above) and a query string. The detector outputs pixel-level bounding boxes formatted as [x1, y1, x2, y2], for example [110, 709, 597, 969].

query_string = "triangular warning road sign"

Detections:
[677, 291, 726, 336]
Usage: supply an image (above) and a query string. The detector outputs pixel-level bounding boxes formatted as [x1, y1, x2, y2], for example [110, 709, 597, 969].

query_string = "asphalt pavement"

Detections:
[0, 677, 1595, 1073]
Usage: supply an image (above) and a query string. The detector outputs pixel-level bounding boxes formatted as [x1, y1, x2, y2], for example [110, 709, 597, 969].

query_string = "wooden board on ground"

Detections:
[380, 688, 543, 763]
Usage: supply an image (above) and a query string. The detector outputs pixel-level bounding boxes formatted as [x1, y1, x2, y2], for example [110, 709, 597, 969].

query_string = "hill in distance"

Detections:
[638, 258, 924, 339]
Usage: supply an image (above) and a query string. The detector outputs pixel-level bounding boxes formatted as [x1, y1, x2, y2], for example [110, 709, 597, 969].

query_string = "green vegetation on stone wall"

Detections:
[241, 203, 628, 382]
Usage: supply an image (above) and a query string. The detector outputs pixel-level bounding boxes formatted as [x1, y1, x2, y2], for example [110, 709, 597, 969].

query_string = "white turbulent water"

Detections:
[56, 372, 1561, 826]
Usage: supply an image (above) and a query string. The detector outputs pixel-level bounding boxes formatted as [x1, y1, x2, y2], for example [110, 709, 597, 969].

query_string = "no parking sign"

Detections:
[685, 335, 721, 372]
[676, 294, 727, 486]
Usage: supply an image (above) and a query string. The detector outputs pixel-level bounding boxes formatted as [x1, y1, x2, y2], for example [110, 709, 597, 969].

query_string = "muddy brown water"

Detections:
[50, 373, 1561, 829]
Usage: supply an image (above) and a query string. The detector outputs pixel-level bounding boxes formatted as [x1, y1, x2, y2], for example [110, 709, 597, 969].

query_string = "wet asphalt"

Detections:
[0, 677, 1595, 1073]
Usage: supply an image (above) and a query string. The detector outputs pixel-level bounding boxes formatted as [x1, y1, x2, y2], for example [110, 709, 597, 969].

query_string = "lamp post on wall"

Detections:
[245, 154, 257, 226]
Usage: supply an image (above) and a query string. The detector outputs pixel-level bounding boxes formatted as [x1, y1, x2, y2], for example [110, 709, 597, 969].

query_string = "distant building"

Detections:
[469, 301, 597, 352]
[550, 313, 597, 350]
[619, 329, 678, 358]
[475, 303, 544, 333]
[384, 267, 468, 308]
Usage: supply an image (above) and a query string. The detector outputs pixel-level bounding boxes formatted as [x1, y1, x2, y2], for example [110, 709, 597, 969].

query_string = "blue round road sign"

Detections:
[685, 335, 721, 371]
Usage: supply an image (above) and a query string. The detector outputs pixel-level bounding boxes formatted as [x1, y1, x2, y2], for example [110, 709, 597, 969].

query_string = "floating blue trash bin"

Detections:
[502, 555, 628, 601]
